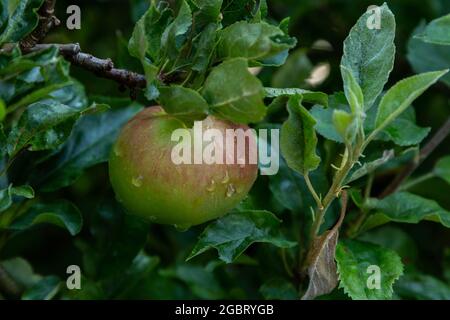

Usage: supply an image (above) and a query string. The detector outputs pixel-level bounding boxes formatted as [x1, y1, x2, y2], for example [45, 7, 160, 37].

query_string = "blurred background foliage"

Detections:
[1, 0, 449, 300]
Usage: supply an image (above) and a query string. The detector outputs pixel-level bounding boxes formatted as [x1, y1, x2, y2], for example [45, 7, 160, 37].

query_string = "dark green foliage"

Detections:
[0, 0, 449, 301]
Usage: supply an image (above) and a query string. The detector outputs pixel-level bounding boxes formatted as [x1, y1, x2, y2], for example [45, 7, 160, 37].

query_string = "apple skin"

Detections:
[109, 106, 258, 229]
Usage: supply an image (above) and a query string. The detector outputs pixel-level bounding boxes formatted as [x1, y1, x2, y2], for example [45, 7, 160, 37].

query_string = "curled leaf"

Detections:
[302, 191, 347, 300]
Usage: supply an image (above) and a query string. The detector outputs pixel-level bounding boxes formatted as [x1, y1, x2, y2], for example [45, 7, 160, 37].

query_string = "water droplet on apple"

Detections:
[113, 144, 122, 157]
[221, 171, 230, 184]
[174, 224, 190, 232]
[206, 180, 216, 192]
[132, 175, 143, 187]
[226, 184, 236, 197]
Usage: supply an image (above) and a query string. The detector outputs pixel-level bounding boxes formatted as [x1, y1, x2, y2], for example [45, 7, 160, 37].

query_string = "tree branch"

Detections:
[28, 43, 148, 93]
[17, 0, 147, 96]
[20, 0, 60, 51]
[380, 117, 450, 198]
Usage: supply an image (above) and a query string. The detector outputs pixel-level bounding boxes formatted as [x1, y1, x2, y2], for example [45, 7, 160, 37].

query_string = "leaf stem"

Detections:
[310, 150, 354, 238]
[304, 174, 323, 210]
[364, 173, 375, 199]
[399, 172, 435, 191]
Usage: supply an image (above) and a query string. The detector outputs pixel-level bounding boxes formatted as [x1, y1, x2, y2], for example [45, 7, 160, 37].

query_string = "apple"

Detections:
[109, 106, 258, 230]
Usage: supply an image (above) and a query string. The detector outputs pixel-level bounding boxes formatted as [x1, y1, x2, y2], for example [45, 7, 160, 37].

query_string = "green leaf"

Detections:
[336, 239, 404, 300]
[260, 279, 298, 300]
[271, 48, 313, 89]
[202, 58, 266, 124]
[340, 65, 364, 118]
[86, 199, 150, 279]
[415, 13, 450, 45]
[112, 251, 160, 299]
[251, 0, 268, 22]
[0, 0, 44, 45]
[434, 156, 450, 185]
[221, 0, 264, 26]
[0, 184, 34, 212]
[311, 106, 342, 143]
[6, 82, 73, 114]
[22, 276, 61, 300]
[341, 3, 396, 110]
[0, 186, 14, 212]
[382, 118, 430, 147]
[128, 1, 171, 90]
[333, 109, 357, 144]
[264, 87, 328, 107]
[268, 156, 304, 213]
[11, 185, 34, 198]
[365, 104, 430, 146]
[6, 99, 86, 157]
[358, 226, 418, 263]
[395, 273, 450, 300]
[161, 264, 225, 299]
[281, 95, 320, 175]
[0, 123, 7, 158]
[161, 0, 192, 60]
[159, 86, 209, 123]
[0, 98, 5, 121]
[269, 154, 329, 214]
[365, 192, 450, 229]
[0, 45, 60, 77]
[9, 200, 83, 235]
[128, 2, 173, 62]
[310, 92, 349, 143]
[373, 70, 448, 134]
[0, 257, 41, 288]
[31, 103, 142, 191]
[407, 22, 450, 86]
[110, 252, 160, 299]
[187, 210, 296, 263]
[190, 0, 223, 30]
[346, 150, 394, 183]
[191, 22, 220, 73]
[217, 21, 296, 66]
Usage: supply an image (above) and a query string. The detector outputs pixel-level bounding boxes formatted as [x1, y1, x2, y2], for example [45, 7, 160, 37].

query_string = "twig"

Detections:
[309, 150, 354, 239]
[335, 190, 348, 231]
[380, 117, 450, 198]
[20, 0, 60, 51]
[27, 43, 147, 91]
[17, 0, 147, 94]
[65, 51, 147, 89]
[28, 43, 81, 55]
